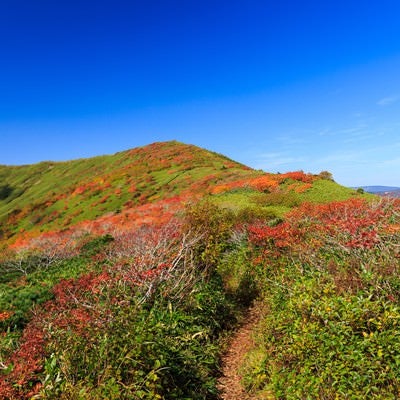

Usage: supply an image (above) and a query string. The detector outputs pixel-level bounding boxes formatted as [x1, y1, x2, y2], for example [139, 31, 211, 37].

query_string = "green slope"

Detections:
[0, 140, 362, 245]
[0, 141, 259, 242]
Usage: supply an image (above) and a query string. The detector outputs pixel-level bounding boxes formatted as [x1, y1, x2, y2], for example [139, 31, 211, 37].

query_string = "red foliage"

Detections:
[250, 175, 280, 191]
[0, 317, 46, 399]
[0, 214, 190, 397]
[72, 186, 86, 195]
[0, 311, 13, 322]
[211, 171, 315, 195]
[279, 171, 315, 183]
[249, 198, 399, 258]
[128, 184, 137, 193]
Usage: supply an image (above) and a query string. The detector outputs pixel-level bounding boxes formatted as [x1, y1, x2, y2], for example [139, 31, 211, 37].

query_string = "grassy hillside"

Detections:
[0, 141, 361, 248]
[1, 141, 391, 399]
[0, 141, 259, 244]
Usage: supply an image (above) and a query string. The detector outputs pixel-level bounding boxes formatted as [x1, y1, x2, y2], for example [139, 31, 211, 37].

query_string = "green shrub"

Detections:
[184, 200, 235, 273]
[218, 242, 259, 307]
[235, 205, 278, 223]
[42, 274, 235, 399]
[318, 170, 334, 181]
[243, 256, 400, 398]
[254, 191, 301, 208]
[80, 234, 114, 257]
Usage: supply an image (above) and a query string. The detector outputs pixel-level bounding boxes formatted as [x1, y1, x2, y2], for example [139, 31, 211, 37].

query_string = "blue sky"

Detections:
[1, 0, 400, 186]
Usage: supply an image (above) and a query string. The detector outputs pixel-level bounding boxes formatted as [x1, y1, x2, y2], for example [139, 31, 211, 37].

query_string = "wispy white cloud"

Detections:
[381, 157, 400, 166]
[314, 124, 369, 138]
[318, 128, 331, 136]
[254, 152, 305, 169]
[277, 135, 308, 145]
[314, 150, 366, 165]
[335, 124, 369, 136]
[343, 134, 375, 144]
[377, 96, 399, 106]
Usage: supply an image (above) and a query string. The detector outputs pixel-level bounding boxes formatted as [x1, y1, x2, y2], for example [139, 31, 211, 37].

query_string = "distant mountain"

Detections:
[359, 186, 400, 193]
[356, 186, 400, 197]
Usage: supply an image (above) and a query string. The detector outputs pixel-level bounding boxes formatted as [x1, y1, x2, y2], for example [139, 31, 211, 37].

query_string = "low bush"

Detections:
[41, 274, 235, 399]
[0, 211, 240, 399]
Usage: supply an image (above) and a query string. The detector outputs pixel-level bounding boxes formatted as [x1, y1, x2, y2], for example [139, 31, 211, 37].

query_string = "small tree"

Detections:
[184, 200, 234, 274]
[318, 170, 334, 181]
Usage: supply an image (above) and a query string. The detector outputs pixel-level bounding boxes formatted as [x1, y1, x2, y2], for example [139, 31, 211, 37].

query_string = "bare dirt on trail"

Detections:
[217, 307, 260, 400]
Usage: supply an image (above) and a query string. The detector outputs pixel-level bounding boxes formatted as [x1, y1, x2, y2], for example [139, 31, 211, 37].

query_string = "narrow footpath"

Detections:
[217, 307, 260, 400]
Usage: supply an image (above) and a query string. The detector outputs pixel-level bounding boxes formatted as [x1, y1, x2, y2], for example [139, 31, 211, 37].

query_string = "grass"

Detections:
[298, 179, 372, 203]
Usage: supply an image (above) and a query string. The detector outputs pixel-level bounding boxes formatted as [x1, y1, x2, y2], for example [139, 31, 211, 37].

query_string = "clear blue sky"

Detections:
[1, 0, 400, 187]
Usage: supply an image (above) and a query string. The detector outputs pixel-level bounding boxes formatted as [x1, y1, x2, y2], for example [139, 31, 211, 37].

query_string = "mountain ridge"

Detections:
[356, 185, 400, 193]
[0, 140, 362, 248]
[355, 185, 400, 198]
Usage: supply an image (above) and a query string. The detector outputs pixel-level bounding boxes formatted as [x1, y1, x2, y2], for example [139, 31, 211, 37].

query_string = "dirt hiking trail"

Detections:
[217, 306, 261, 400]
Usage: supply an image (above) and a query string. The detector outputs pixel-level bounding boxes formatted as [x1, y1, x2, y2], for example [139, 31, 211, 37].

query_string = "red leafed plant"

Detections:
[249, 198, 400, 260]
[0, 314, 46, 399]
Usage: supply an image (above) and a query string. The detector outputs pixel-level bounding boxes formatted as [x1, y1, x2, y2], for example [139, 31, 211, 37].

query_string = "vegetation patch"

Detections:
[243, 198, 400, 398]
